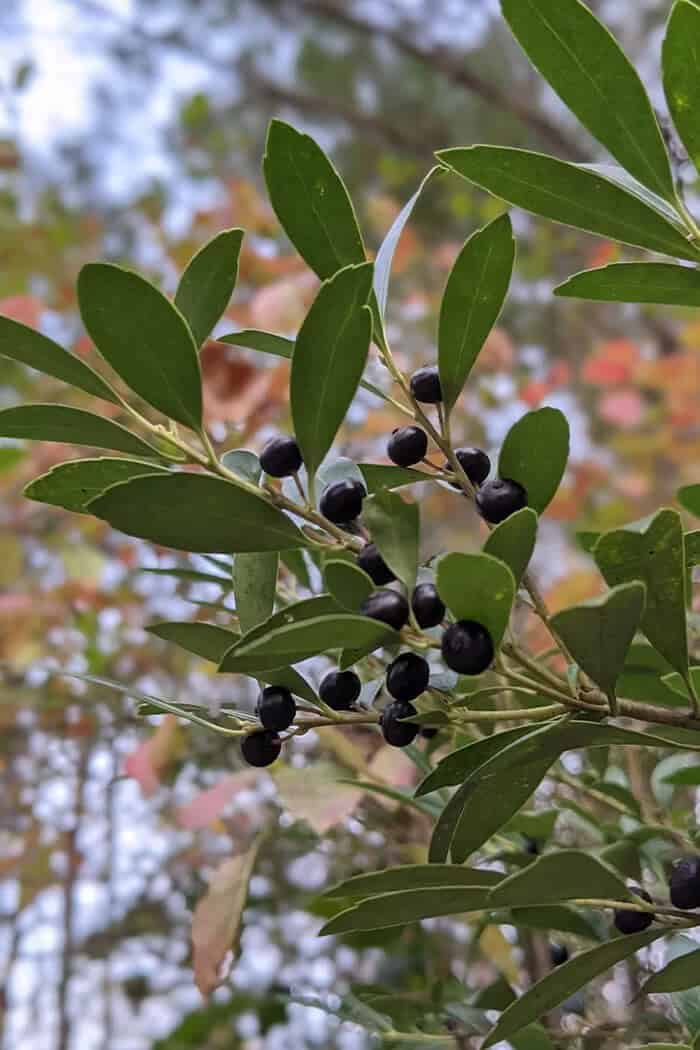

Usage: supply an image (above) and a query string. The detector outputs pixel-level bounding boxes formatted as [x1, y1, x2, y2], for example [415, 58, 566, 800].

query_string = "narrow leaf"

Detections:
[320, 886, 493, 935]
[555, 262, 700, 305]
[483, 506, 538, 585]
[663, 1, 700, 176]
[488, 850, 631, 908]
[374, 167, 440, 317]
[322, 865, 501, 900]
[436, 552, 515, 650]
[147, 621, 240, 663]
[219, 329, 293, 357]
[175, 228, 244, 346]
[0, 404, 159, 458]
[641, 946, 700, 995]
[499, 407, 569, 514]
[362, 489, 419, 590]
[358, 463, 429, 492]
[25, 457, 168, 514]
[221, 595, 342, 653]
[233, 552, 278, 634]
[416, 725, 538, 796]
[323, 559, 374, 611]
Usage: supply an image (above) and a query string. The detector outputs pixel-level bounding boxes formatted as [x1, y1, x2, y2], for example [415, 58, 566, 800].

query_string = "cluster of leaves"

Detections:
[2, 0, 700, 1045]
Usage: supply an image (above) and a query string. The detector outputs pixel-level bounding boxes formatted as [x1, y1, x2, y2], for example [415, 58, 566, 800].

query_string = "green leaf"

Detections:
[291, 263, 373, 478]
[504, 905, 601, 941]
[483, 507, 538, 585]
[687, 532, 700, 567]
[550, 582, 646, 701]
[219, 614, 397, 673]
[323, 865, 501, 900]
[362, 489, 419, 591]
[323, 559, 374, 611]
[416, 724, 538, 796]
[509, 1024, 556, 1050]
[147, 621, 240, 662]
[482, 931, 664, 1047]
[679, 484, 700, 517]
[220, 449, 262, 485]
[88, 472, 307, 553]
[319, 886, 493, 936]
[233, 552, 278, 634]
[594, 509, 690, 682]
[436, 552, 515, 650]
[0, 447, 25, 474]
[438, 213, 514, 413]
[501, 0, 674, 201]
[24, 457, 168, 514]
[0, 315, 118, 403]
[642, 946, 700, 995]
[436, 147, 700, 262]
[662, 764, 700, 786]
[374, 167, 440, 317]
[357, 463, 429, 493]
[78, 263, 202, 429]
[555, 262, 700, 305]
[488, 850, 630, 908]
[499, 407, 569, 514]
[219, 329, 293, 357]
[664, 1, 700, 176]
[174, 228, 244, 347]
[0, 405, 160, 457]
[220, 595, 342, 653]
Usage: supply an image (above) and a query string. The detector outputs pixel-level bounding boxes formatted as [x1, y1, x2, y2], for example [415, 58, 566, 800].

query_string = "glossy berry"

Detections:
[410, 365, 442, 404]
[386, 652, 430, 702]
[259, 435, 303, 478]
[357, 543, 396, 585]
[614, 887, 654, 934]
[524, 836, 540, 856]
[319, 669, 361, 711]
[549, 943, 569, 967]
[381, 700, 419, 747]
[442, 620, 494, 675]
[421, 727, 439, 739]
[669, 856, 700, 910]
[411, 583, 446, 629]
[475, 477, 528, 524]
[387, 426, 428, 467]
[241, 730, 282, 767]
[445, 447, 491, 487]
[256, 685, 296, 732]
[319, 479, 366, 523]
[361, 589, 410, 631]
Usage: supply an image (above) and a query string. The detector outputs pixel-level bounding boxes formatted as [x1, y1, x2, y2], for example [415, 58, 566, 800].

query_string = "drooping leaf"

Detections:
[78, 263, 202, 429]
[501, 0, 674, 201]
[555, 262, 700, 305]
[88, 472, 308, 553]
[362, 489, 419, 591]
[0, 404, 160, 458]
[438, 213, 514, 413]
[550, 582, 646, 702]
[232, 552, 278, 634]
[594, 509, 690, 682]
[498, 407, 569, 514]
[291, 263, 373, 478]
[373, 167, 440, 317]
[24, 457, 168, 514]
[436, 552, 515, 650]
[663, 1, 700, 176]
[322, 864, 501, 900]
[641, 946, 700, 995]
[0, 315, 119, 403]
[436, 147, 700, 261]
[323, 559, 374, 611]
[319, 886, 493, 936]
[174, 228, 244, 346]
[483, 507, 538, 585]
[679, 484, 700, 517]
[488, 851, 631, 908]
[357, 463, 429, 493]
[482, 930, 664, 1047]
[147, 621, 240, 662]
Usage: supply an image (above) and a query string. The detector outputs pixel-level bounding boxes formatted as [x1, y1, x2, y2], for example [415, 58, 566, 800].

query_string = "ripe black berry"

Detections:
[442, 620, 494, 675]
[241, 730, 282, 767]
[357, 543, 396, 585]
[475, 477, 528, 524]
[549, 943, 569, 967]
[669, 856, 700, 910]
[421, 727, 439, 739]
[410, 365, 442, 404]
[614, 887, 654, 934]
[319, 669, 361, 711]
[523, 836, 540, 856]
[387, 426, 428, 467]
[411, 583, 446, 629]
[445, 447, 491, 487]
[361, 589, 409, 631]
[256, 685, 296, 732]
[319, 479, 366, 523]
[386, 651, 430, 702]
[259, 435, 303, 477]
[381, 700, 419, 747]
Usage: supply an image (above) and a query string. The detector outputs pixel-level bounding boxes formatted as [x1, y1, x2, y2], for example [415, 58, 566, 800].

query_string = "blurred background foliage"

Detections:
[0, 1, 699, 1047]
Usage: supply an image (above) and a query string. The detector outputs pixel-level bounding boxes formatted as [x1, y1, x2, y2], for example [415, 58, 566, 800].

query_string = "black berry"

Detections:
[442, 620, 494, 675]
[669, 856, 700, 910]
[361, 589, 410, 631]
[241, 730, 282, 767]
[411, 583, 446, 628]
[523, 836, 540, 856]
[386, 651, 430, 702]
[256, 685, 296, 732]
[614, 887, 654, 934]
[319, 669, 361, 710]
[549, 943, 569, 967]
[259, 435, 303, 477]
[445, 447, 491, 487]
[319, 479, 366, 523]
[475, 477, 528, 524]
[410, 365, 442, 404]
[387, 426, 428, 467]
[381, 700, 419, 747]
[421, 727, 439, 739]
[357, 543, 396, 585]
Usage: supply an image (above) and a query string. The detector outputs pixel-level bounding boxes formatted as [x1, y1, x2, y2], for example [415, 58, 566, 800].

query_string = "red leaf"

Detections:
[124, 715, 183, 798]
[176, 771, 257, 830]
